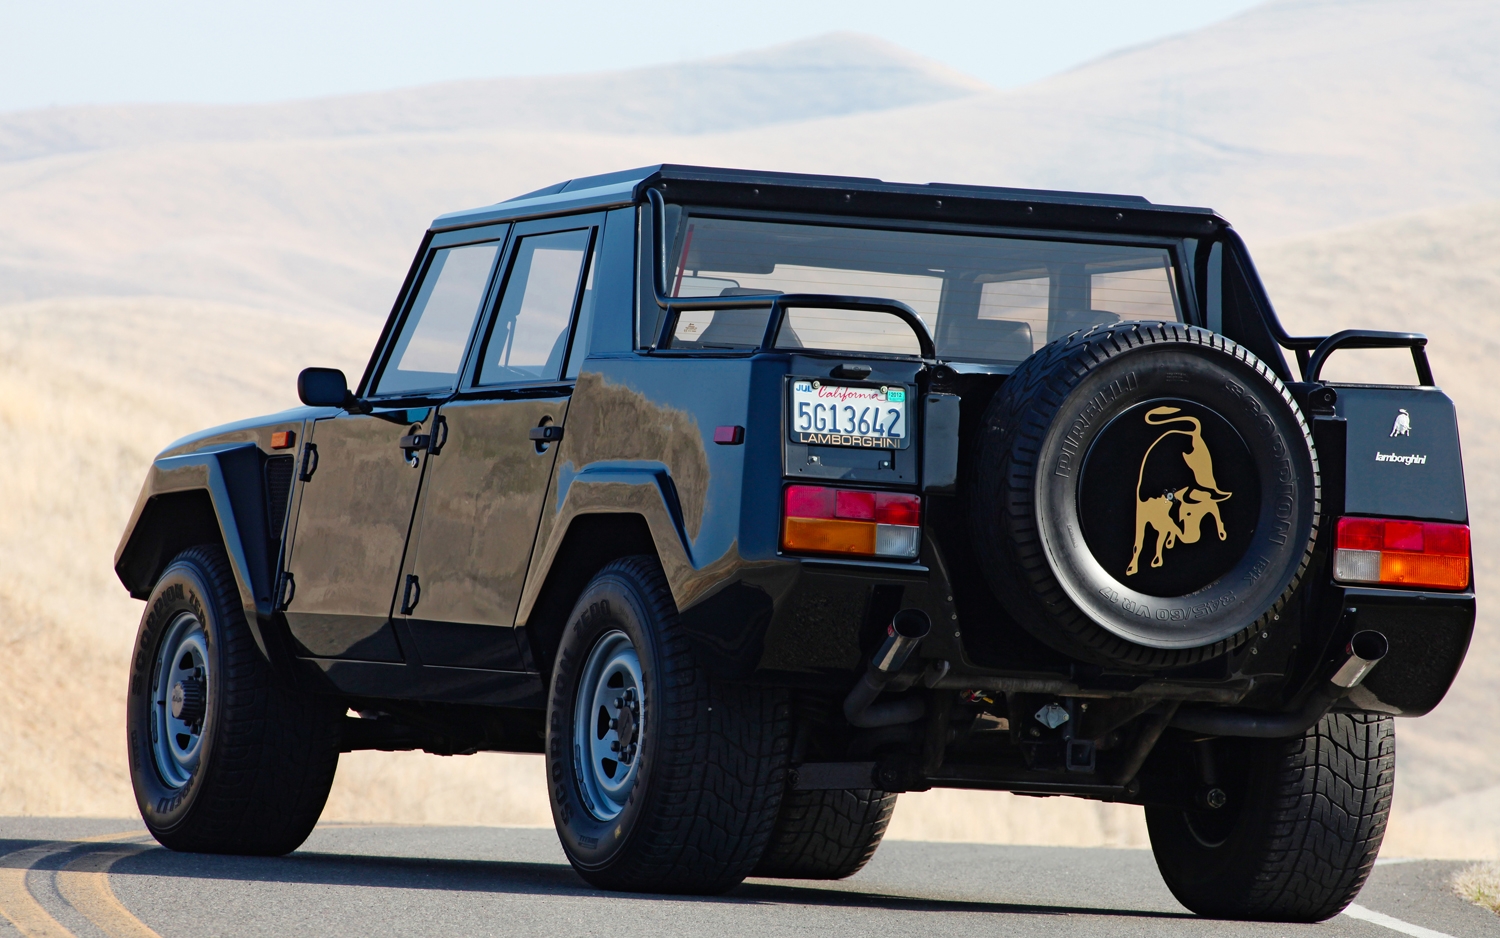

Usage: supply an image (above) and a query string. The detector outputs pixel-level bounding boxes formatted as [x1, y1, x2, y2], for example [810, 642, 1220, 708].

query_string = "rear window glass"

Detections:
[663, 217, 1181, 361]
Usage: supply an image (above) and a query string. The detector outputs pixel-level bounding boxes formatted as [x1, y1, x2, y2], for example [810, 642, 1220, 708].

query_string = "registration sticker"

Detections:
[790, 380, 908, 449]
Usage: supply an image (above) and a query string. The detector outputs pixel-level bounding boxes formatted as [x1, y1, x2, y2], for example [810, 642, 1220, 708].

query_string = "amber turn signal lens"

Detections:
[782, 517, 878, 555]
[270, 430, 296, 450]
[1333, 516, 1470, 590]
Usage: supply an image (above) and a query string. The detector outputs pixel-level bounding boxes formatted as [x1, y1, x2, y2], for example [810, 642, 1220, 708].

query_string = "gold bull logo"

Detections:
[1126, 406, 1232, 576]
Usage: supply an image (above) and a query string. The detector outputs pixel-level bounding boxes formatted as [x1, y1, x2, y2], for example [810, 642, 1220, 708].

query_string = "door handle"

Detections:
[528, 426, 564, 442]
[400, 574, 421, 616]
[399, 425, 429, 467]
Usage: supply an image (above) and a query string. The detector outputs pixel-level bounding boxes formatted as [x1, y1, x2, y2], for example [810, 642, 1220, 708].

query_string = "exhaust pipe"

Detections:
[843, 609, 931, 728]
[1329, 629, 1390, 688]
[1170, 630, 1389, 738]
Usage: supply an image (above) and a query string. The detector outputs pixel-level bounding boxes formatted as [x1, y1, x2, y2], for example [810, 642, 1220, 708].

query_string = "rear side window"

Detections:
[478, 229, 592, 385]
[376, 242, 500, 396]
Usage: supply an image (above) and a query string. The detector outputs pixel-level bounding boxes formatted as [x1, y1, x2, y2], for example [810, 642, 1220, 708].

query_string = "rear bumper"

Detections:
[1333, 585, 1474, 716]
[677, 542, 1474, 720]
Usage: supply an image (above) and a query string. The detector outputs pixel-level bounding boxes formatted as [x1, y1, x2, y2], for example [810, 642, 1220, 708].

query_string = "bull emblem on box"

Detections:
[1126, 406, 1232, 576]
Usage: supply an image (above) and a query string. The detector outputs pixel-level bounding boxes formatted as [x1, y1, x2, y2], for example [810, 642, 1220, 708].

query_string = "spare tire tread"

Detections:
[973, 321, 1319, 669]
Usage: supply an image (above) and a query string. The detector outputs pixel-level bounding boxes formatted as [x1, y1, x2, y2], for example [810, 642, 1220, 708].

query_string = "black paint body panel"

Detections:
[1337, 385, 1467, 522]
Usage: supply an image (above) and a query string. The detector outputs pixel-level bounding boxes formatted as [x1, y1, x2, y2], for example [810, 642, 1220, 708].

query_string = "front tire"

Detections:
[546, 556, 790, 894]
[1146, 713, 1394, 921]
[127, 545, 342, 855]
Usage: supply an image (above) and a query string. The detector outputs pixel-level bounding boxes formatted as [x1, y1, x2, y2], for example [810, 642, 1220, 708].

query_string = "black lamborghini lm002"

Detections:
[115, 166, 1473, 923]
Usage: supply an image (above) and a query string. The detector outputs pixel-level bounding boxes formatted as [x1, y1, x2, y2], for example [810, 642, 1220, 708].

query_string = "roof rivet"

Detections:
[844, 193, 852, 202]
[752, 188, 759, 196]
[1115, 212, 1124, 221]
[1025, 206, 1034, 215]
[935, 199, 943, 208]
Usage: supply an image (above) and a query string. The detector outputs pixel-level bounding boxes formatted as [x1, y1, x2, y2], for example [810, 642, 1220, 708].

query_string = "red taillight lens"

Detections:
[783, 485, 921, 559]
[785, 485, 835, 519]
[1334, 516, 1470, 590]
[875, 492, 921, 526]
[835, 489, 875, 520]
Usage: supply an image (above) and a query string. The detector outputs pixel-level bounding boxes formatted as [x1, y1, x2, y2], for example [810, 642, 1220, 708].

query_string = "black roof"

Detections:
[432, 164, 1227, 237]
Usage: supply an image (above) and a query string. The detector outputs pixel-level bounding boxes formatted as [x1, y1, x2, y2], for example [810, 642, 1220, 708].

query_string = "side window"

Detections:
[478, 229, 593, 385]
[376, 242, 500, 396]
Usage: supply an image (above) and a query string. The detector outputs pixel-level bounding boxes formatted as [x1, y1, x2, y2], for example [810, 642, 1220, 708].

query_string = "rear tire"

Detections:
[753, 787, 897, 879]
[126, 545, 342, 855]
[1146, 713, 1393, 921]
[546, 556, 790, 894]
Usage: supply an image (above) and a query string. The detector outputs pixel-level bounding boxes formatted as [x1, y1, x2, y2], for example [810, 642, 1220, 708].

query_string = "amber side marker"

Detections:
[271, 430, 296, 450]
[1333, 516, 1471, 590]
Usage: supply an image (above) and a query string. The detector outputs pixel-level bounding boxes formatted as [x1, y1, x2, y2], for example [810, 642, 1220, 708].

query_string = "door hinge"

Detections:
[298, 442, 319, 482]
[400, 574, 421, 616]
[276, 571, 296, 611]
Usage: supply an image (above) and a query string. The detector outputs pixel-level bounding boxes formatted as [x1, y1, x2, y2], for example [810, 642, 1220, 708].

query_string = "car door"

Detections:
[282, 229, 507, 661]
[397, 216, 600, 671]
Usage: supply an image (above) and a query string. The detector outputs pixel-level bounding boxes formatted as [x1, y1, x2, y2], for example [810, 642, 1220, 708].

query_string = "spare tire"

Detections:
[970, 322, 1319, 670]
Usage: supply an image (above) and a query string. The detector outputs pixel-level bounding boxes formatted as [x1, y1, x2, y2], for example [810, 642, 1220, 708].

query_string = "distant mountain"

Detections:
[4, 1, 1498, 321]
[0, 33, 989, 163]
[715, 0, 1500, 239]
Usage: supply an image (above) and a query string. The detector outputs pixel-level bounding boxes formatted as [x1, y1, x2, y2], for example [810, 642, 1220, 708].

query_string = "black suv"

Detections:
[116, 165, 1473, 922]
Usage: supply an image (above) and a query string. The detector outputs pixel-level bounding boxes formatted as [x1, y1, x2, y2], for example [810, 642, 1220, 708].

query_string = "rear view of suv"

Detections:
[115, 165, 1473, 922]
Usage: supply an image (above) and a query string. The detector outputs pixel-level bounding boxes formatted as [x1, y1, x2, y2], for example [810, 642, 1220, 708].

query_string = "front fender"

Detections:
[115, 443, 277, 632]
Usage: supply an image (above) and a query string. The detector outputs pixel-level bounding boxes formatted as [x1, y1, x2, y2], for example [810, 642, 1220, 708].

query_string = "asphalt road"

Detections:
[0, 818, 1492, 938]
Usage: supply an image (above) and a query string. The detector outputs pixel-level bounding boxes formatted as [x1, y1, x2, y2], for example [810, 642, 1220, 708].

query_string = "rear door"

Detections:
[282, 228, 507, 661]
[398, 215, 600, 672]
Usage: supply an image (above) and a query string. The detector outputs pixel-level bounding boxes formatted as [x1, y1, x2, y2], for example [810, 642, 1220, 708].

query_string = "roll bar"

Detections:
[1222, 229, 1434, 386]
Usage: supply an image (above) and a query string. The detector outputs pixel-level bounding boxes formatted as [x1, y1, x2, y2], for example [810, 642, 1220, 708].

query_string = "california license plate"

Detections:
[789, 380, 909, 448]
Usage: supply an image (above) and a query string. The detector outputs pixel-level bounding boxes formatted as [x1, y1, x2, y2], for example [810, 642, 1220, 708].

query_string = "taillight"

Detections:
[782, 485, 921, 560]
[1333, 516, 1470, 590]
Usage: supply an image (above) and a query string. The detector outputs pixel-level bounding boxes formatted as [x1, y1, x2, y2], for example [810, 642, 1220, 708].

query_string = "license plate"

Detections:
[789, 380, 908, 449]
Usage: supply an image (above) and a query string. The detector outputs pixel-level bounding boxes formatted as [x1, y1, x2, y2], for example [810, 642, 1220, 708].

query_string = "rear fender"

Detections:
[518, 461, 694, 629]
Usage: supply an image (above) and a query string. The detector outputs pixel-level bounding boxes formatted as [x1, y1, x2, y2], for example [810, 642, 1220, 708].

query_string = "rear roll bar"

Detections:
[1222, 229, 1434, 386]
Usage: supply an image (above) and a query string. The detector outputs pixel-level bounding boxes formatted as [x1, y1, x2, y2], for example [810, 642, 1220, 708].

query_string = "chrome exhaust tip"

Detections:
[1330, 630, 1389, 689]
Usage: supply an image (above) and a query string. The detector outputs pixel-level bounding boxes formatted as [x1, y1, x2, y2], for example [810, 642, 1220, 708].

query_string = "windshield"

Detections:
[660, 216, 1183, 361]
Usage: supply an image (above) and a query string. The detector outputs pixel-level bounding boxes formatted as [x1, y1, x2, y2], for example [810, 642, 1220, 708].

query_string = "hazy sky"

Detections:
[1, 0, 1264, 112]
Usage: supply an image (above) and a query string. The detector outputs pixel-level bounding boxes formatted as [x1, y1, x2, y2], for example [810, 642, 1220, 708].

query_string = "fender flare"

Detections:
[114, 443, 279, 657]
[517, 460, 695, 629]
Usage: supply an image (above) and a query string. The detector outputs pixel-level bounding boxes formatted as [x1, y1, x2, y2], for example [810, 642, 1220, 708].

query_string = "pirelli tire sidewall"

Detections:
[1040, 345, 1316, 648]
[974, 322, 1320, 669]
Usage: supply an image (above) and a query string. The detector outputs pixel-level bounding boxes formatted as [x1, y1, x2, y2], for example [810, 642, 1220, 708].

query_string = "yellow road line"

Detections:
[57, 845, 162, 938]
[0, 844, 76, 938]
[0, 830, 151, 938]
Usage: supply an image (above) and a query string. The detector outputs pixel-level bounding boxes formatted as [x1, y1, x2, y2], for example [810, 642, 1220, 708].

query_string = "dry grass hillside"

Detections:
[1, 0, 1497, 859]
